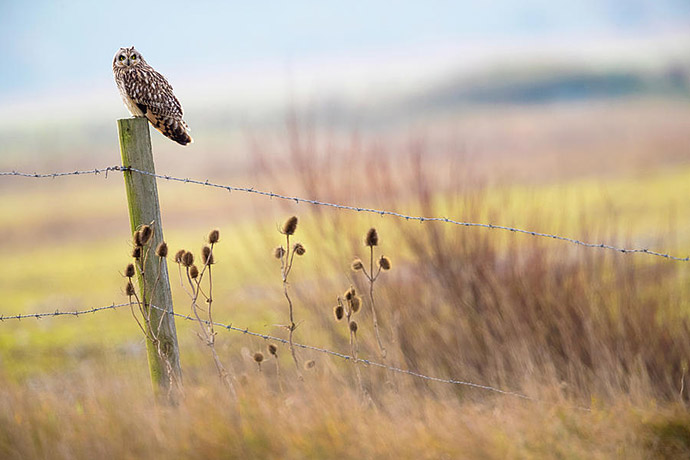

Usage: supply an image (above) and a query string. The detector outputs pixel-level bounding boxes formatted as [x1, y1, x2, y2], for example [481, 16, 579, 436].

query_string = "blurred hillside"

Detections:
[411, 61, 690, 107]
[1, 57, 689, 173]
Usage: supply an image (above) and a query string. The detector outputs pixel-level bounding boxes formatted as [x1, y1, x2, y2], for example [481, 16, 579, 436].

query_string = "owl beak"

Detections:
[126, 58, 131, 66]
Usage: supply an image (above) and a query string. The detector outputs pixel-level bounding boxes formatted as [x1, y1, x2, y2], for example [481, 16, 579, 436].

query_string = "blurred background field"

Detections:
[1, 1, 690, 458]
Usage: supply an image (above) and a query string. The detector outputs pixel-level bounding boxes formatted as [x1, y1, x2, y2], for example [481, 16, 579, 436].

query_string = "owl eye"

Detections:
[119, 55, 125, 61]
[131, 54, 137, 60]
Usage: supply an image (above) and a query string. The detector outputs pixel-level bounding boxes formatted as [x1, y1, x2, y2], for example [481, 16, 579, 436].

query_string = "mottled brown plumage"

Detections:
[113, 46, 192, 146]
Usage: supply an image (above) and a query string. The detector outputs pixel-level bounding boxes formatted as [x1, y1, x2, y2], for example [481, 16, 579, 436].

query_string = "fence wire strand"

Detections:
[0, 167, 121, 179]
[1, 165, 688, 262]
[0, 300, 571, 408]
[151, 305, 541, 402]
[0, 303, 129, 320]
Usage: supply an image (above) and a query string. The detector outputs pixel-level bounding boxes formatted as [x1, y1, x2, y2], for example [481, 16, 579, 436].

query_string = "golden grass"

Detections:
[0, 360, 688, 459]
[2, 101, 690, 457]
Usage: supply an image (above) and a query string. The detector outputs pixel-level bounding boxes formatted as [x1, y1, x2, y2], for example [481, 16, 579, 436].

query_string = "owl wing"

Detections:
[123, 69, 183, 118]
[122, 69, 192, 145]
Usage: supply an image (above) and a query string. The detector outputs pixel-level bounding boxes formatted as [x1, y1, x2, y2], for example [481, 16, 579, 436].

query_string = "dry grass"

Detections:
[0, 362, 688, 459]
[2, 101, 690, 458]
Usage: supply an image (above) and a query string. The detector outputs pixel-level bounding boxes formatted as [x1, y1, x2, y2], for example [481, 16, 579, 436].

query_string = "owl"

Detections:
[113, 46, 193, 145]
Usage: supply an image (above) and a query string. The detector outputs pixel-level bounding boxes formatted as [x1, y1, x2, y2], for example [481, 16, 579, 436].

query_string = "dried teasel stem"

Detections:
[149, 240, 170, 324]
[126, 280, 150, 340]
[130, 226, 154, 337]
[277, 217, 301, 373]
[178, 231, 235, 397]
[283, 243, 299, 371]
[349, 316, 364, 394]
[335, 295, 364, 396]
[355, 228, 387, 359]
[368, 242, 387, 358]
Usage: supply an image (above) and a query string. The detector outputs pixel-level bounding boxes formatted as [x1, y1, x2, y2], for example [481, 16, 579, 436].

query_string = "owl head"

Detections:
[113, 46, 146, 68]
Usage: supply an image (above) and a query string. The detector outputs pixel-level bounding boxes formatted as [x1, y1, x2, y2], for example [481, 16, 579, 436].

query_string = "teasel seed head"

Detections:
[139, 225, 153, 246]
[182, 251, 194, 267]
[293, 242, 306, 256]
[282, 216, 298, 235]
[268, 344, 278, 356]
[125, 281, 136, 297]
[350, 296, 361, 313]
[208, 229, 220, 244]
[201, 245, 214, 265]
[351, 258, 364, 271]
[378, 255, 391, 271]
[349, 321, 358, 333]
[133, 230, 143, 247]
[304, 360, 315, 370]
[156, 242, 168, 258]
[174, 249, 185, 264]
[334, 305, 344, 321]
[131, 247, 141, 260]
[189, 265, 199, 279]
[274, 246, 286, 259]
[253, 352, 264, 363]
[365, 228, 378, 247]
[125, 263, 135, 278]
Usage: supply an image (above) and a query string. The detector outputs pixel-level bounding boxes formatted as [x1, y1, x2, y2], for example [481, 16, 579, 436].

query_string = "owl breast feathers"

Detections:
[113, 47, 193, 146]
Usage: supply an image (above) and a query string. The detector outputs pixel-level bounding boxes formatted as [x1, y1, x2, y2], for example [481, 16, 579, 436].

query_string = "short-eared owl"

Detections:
[113, 46, 192, 145]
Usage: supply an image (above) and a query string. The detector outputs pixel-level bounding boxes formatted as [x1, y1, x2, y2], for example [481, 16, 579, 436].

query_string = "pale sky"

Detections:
[0, 0, 688, 122]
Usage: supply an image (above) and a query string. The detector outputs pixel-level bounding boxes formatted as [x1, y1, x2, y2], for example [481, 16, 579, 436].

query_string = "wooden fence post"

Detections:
[117, 117, 182, 400]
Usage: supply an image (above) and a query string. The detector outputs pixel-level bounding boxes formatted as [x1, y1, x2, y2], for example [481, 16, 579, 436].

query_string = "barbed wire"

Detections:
[0, 300, 576, 408]
[146, 305, 591, 412]
[156, 305, 540, 402]
[0, 303, 129, 321]
[1, 165, 688, 262]
[0, 167, 121, 179]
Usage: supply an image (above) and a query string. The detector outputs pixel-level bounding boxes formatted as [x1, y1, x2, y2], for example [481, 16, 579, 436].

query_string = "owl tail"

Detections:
[147, 113, 193, 146]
